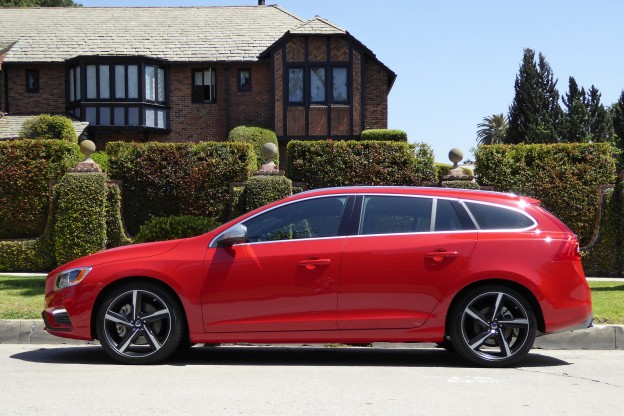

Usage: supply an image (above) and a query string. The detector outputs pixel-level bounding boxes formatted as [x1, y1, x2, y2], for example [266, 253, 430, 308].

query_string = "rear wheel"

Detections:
[96, 282, 184, 364]
[449, 285, 536, 367]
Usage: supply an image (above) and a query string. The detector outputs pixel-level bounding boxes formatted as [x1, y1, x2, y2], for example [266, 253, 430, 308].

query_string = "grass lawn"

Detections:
[0, 275, 623, 324]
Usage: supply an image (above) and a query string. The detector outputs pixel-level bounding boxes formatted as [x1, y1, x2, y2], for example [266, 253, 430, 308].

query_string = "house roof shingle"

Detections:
[0, 6, 305, 63]
[289, 16, 346, 35]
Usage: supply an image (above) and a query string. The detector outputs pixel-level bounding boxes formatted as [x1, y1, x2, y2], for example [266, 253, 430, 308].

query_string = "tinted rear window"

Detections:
[360, 196, 432, 235]
[464, 202, 535, 230]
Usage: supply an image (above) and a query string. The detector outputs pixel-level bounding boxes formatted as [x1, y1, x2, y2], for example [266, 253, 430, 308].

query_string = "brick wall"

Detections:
[363, 57, 388, 130]
[6, 65, 65, 114]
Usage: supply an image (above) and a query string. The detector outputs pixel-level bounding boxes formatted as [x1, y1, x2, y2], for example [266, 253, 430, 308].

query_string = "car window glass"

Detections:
[464, 202, 535, 230]
[360, 196, 432, 235]
[434, 199, 465, 231]
[244, 196, 347, 242]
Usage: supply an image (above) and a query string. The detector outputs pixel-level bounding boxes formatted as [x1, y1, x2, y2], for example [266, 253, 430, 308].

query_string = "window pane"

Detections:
[75, 107, 80, 118]
[244, 196, 347, 242]
[157, 67, 165, 102]
[288, 68, 304, 103]
[86, 65, 97, 99]
[435, 200, 465, 232]
[128, 107, 139, 126]
[99, 107, 111, 125]
[464, 202, 535, 230]
[360, 196, 432, 235]
[194, 71, 203, 86]
[85, 107, 97, 124]
[310, 67, 326, 103]
[75, 68, 81, 100]
[128, 65, 138, 99]
[114, 107, 125, 125]
[157, 110, 165, 128]
[115, 65, 126, 99]
[145, 108, 155, 127]
[332, 67, 348, 103]
[69, 69, 75, 102]
[145, 66, 155, 101]
[98, 66, 109, 99]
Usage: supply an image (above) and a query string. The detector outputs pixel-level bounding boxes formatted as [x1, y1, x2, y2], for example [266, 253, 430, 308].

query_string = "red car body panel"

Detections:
[43, 187, 592, 347]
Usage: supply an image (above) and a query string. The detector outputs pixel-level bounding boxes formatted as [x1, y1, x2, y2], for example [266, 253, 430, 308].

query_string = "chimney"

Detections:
[258, 0, 265, 5]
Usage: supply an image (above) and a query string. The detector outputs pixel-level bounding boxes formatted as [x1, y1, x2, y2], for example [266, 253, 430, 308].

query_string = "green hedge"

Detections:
[105, 183, 133, 248]
[441, 180, 480, 190]
[228, 126, 279, 170]
[134, 215, 221, 243]
[360, 129, 408, 142]
[475, 143, 616, 246]
[286, 140, 436, 189]
[20, 114, 77, 142]
[0, 139, 80, 239]
[53, 173, 108, 265]
[240, 176, 292, 213]
[106, 141, 255, 235]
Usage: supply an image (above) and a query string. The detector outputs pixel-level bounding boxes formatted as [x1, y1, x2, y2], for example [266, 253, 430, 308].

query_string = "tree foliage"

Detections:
[476, 113, 508, 145]
[0, 0, 80, 6]
[561, 77, 589, 142]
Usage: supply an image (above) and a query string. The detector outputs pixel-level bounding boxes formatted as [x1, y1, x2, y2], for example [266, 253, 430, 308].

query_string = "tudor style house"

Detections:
[0, 3, 395, 147]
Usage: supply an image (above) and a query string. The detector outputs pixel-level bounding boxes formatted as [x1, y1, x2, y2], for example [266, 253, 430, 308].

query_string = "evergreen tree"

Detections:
[586, 85, 613, 142]
[506, 49, 562, 144]
[612, 91, 624, 155]
[561, 77, 589, 142]
[0, 0, 80, 6]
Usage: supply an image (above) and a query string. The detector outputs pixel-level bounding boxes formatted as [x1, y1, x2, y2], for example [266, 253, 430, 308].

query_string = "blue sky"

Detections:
[81, 0, 624, 162]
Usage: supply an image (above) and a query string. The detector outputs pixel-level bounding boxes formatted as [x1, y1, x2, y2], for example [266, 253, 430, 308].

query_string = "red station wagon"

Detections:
[43, 187, 592, 366]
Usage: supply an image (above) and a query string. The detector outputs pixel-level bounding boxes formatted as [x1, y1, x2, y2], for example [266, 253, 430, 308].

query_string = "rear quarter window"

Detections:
[464, 201, 536, 230]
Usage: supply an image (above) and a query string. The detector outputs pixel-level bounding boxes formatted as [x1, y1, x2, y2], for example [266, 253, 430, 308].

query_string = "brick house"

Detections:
[0, 3, 395, 148]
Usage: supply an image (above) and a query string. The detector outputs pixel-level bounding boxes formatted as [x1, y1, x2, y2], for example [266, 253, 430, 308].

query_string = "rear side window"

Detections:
[464, 202, 535, 230]
[434, 199, 466, 231]
[360, 196, 432, 235]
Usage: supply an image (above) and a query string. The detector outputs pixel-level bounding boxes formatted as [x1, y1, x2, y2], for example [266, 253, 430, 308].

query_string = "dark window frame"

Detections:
[192, 68, 217, 103]
[25, 69, 39, 93]
[238, 68, 251, 92]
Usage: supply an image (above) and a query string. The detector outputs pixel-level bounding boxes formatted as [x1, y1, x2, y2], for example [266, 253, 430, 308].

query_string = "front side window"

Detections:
[25, 69, 39, 93]
[464, 202, 536, 230]
[193, 69, 216, 103]
[360, 196, 432, 235]
[244, 196, 347, 242]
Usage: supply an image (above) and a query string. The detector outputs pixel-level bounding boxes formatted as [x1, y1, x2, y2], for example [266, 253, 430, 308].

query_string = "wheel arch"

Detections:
[90, 276, 190, 343]
[445, 278, 546, 334]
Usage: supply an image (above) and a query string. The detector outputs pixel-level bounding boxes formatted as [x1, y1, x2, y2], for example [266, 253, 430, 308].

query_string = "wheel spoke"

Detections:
[143, 325, 162, 351]
[117, 328, 140, 353]
[131, 290, 141, 321]
[496, 328, 512, 357]
[468, 330, 493, 351]
[491, 292, 504, 320]
[105, 311, 133, 327]
[143, 308, 169, 322]
[465, 307, 489, 327]
[499, 318, 529, 328]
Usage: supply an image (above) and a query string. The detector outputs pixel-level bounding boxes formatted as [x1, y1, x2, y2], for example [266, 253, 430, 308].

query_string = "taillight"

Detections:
[555, 233, 581, 261]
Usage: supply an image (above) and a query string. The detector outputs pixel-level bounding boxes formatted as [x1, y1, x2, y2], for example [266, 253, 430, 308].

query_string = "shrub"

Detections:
[0, 139, 80, 239]
[20, 114, 77, 142]
[105, 183, 133, 248]
[91, 151, 109, 173]
[441, 180, 480, 190]
[106, 141, 255, 235]
[286, 140, 436, 189]
[240, 176, 292, 213]
[360, 129, 408, 142]
[134, 215, 221, 243]
[475, 143, 616, 245]
[228, 126, 279, 170]
[436, 162, 453, 182]
[53, 173, 108, 265]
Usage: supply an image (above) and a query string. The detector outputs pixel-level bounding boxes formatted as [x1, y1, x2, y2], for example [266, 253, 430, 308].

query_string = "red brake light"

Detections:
[555, 234, 580, 261]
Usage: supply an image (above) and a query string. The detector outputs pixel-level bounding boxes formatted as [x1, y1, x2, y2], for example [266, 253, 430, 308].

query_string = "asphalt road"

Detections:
[1, 344, 623, 416]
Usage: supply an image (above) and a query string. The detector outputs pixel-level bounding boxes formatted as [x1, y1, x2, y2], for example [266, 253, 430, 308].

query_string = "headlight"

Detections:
[55, 267, 92, 290]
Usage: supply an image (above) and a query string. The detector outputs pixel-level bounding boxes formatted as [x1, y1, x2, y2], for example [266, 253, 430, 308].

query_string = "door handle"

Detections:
[425, 250, 458, 262]
[298, 258, 331, 270]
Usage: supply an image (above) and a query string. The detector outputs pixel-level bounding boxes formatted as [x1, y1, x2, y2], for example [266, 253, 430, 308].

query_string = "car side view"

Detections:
[43, 187, 592, 367]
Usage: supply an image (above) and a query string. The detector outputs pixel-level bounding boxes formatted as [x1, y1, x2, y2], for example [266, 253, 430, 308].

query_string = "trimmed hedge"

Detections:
[0, 139, 81, 239]
[53, 173, 108, 265]
[134, 215, 221, 243]
[105, 183, 133, 248]
[20, 114, 77, 142]
[441, 180, 480, 190]
[360, 129, 408, 142]
[107, 141, 255, 235]
[286, 140, 436, 189]
[241, 176, 293, 213]
[228, 126, 279, 170]
[475, 143, 616, 245]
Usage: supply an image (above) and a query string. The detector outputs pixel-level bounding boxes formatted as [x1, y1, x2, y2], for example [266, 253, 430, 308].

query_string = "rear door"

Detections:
[338, 195, 477, 329]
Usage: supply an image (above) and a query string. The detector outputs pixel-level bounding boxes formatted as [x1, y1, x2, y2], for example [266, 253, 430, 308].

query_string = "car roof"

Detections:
[291, 186, 541, 205]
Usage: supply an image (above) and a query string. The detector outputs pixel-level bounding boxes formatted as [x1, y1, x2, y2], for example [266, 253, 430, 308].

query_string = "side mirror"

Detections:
[213, 224, 248, 248]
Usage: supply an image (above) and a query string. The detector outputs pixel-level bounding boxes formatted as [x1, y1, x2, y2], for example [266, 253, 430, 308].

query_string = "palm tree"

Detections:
[476, 113, 508, 145]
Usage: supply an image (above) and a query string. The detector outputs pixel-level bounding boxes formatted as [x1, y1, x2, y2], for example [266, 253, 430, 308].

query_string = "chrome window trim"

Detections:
[430, 198, 437, 232]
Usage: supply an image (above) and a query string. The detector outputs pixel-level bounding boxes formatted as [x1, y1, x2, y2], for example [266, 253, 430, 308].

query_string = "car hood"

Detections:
[49, 239, 184, 274]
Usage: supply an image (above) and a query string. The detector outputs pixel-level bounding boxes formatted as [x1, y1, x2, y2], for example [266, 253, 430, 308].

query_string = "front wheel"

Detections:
[96, 282, 184, 364]
[448, 285, 537, 367]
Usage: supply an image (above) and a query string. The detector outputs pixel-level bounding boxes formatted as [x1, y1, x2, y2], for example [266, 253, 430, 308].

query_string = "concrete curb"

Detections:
[0, 319, 622, 349]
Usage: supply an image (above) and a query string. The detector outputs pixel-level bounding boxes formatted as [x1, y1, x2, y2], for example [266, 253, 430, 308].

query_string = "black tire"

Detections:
[448, 285, 537, 367]
[95, 282, 184, 364]
[435, 337, 456, 353]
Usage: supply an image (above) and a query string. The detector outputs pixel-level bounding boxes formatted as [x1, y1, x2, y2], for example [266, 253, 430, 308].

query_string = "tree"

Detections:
[612, 91, 624, 160]
[560, 77, 589, 142]
[506, 49, 562, 144]
[476, 113, 508, 145]
[0, 0, 81, 6]
[586, 85, 613, 142]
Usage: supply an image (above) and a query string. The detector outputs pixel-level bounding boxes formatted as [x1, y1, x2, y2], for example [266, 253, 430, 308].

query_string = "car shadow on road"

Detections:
[11, 344, 569, 368]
